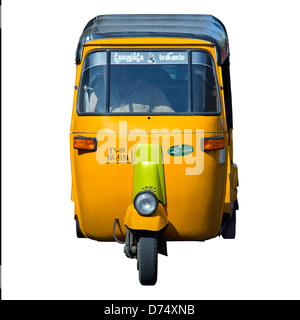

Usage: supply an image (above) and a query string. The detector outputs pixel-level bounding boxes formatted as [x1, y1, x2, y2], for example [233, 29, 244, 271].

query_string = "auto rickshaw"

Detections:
[70, 14, 239, 285]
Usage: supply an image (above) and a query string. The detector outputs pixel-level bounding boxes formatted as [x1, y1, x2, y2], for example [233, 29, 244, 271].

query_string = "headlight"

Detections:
[134, 191, 158, 216]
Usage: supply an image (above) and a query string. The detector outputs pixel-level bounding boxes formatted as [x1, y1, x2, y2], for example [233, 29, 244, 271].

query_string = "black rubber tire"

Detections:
[137, 236, 158, 285]
[75, 216, 86, 238]
[221, 202, 237, 239]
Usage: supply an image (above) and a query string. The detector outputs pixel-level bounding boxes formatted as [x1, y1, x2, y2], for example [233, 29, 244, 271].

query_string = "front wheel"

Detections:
[137, 236, 158, 285]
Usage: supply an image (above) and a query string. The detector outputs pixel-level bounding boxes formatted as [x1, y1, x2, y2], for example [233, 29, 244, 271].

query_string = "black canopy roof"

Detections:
[75, 14, 229, 65]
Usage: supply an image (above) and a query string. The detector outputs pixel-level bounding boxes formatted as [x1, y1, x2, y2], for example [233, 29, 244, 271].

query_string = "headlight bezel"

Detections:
[133, 191, 158, 216]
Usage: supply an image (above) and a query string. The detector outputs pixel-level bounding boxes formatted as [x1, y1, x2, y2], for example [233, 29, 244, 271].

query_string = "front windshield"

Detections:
[109, 52, 188, 113]
[77, 50, 220, 115]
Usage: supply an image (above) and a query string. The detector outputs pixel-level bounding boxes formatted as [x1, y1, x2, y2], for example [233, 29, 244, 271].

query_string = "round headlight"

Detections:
[134, 191, 158, 216]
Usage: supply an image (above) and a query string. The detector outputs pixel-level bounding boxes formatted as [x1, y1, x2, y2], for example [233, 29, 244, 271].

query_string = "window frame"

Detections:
[76, 49, 221, 116]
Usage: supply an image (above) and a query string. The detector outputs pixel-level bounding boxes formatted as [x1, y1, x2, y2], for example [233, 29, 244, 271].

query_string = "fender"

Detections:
[124, 203, 168, 231]
[124, 144, 168, 231]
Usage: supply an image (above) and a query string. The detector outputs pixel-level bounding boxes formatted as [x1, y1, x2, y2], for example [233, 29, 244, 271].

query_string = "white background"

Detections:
[2, 0, 300, 300]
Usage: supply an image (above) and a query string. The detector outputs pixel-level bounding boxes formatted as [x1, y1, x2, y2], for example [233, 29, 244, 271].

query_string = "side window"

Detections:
[192, 52, 220, 114]
[77, 52, 107, 113]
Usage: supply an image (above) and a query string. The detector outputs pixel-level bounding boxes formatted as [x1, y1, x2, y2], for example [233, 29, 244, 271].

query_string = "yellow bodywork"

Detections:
[70, 37, 238, 241]
[124, 203, 168, 232]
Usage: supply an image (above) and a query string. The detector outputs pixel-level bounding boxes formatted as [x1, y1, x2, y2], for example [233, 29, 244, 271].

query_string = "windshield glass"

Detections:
[77, 52, 107, 113]
[77, 50, 220, 115]
[192, 52, 220, 113]
[109, 52, 188, 113]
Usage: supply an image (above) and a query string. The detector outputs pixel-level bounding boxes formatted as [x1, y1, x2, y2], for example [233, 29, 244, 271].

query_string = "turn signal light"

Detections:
[203, 137, 225, 151]
[74, 136, 97, 151]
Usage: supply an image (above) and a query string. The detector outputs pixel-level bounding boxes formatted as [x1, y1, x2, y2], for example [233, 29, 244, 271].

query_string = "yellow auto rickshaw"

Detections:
[70, 14, 239, 285]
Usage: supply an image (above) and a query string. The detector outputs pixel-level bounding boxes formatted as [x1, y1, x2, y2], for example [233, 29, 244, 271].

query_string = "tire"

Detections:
[221, 202, 237, 239]
[75, 216, 86, 238]
[137, 236, 158, 285]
